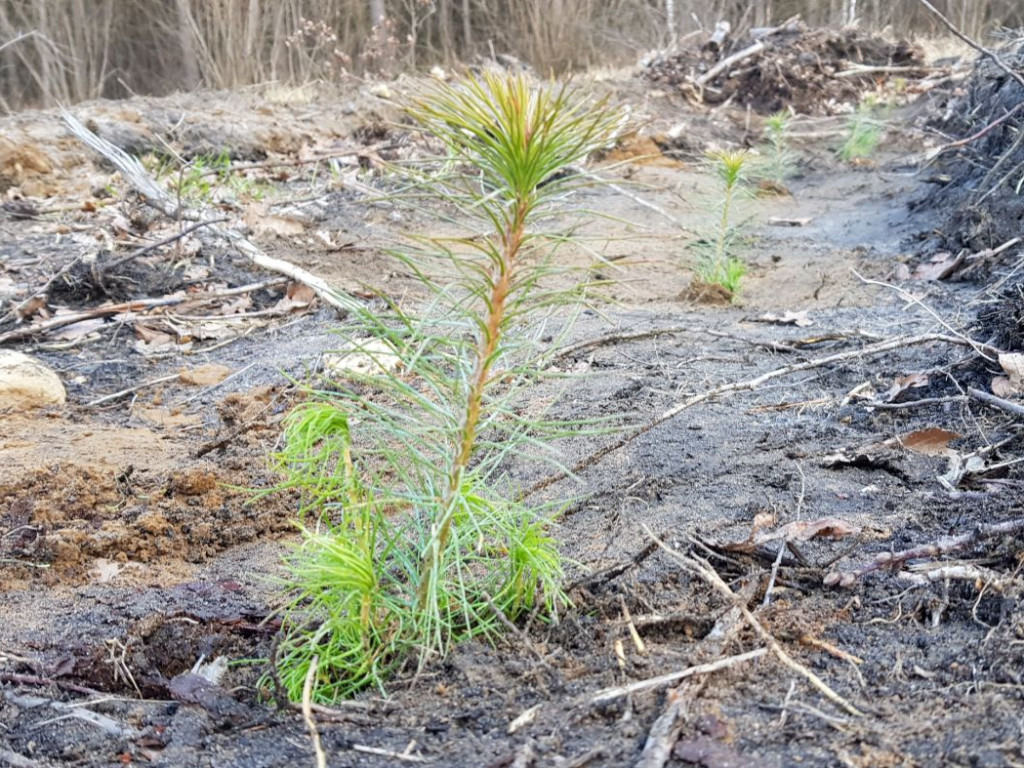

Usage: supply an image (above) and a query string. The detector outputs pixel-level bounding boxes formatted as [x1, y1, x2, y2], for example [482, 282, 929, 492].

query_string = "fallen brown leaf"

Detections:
[272, 282, 317, 313]
[901, 427, 960, 456]
[882, 372, 929, 402]
[755, 517, 861, 544]
[15, 294, 46, 320]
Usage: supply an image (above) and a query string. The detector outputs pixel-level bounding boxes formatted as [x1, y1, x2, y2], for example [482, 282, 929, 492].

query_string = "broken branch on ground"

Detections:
[62, 110, 359, 316]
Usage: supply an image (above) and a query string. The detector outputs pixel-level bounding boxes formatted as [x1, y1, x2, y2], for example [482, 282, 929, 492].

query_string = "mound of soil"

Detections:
[917, 42, 1024, 252]
[0, 387, 294, 585]
[643, 21, 923, 114]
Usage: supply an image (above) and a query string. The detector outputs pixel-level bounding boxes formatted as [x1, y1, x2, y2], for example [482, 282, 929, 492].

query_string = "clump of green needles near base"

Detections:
[265, 72, 625, 702]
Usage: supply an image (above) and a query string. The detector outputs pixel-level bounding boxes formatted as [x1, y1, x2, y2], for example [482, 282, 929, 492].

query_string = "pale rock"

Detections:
[0, 350, 66, 409]
[323, 338, 401, 378]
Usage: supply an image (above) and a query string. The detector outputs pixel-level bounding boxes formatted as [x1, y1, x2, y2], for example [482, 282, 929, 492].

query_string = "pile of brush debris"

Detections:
[918, 38, 1024, 253]
[642, 19, 925, 114]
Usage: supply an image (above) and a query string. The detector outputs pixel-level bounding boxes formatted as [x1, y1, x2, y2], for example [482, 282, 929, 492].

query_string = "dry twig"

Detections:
[0, 279, 285, 345]
[634, 682, 694, 768]
[967, 387, 1024, 419]
[302, 656, 327, 768]
[86, 373, 180, 407]
[646, 527, 864, 717]
[351, 744, 431, 763]
[914, 0, 1024, 92]
[589, 648, 767, 706]
[695, 41, 766, 87]
[825, 517, 1024, 587]
[105, 217, 229, 270]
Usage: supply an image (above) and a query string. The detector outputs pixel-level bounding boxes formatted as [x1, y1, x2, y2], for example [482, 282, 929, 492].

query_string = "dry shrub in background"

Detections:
[1, 0, 1021, 110]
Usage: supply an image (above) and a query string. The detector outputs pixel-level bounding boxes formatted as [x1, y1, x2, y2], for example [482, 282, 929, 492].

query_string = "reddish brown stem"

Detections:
[416, 198, 529, 610]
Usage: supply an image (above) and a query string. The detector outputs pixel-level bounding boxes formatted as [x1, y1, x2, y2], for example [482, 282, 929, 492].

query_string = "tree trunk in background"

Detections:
[462, 0, 473, 55]
[370, 0, 386, 25]
[175, 0, 200, 89]
[666, 0, 677, 49]
[245, 0, 260, 60]
[439, 0, 452, 59]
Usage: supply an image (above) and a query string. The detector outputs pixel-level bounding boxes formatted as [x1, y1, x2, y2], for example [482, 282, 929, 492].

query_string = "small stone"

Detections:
[179, 363, 233, 387]
[0, 350, 66, 409]
[323, 338, 401, 378]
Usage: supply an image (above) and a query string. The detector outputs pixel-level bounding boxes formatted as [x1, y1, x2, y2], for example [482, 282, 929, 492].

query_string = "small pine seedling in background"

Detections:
[264, 72, 625, 702]
[838, 99, 882, 163]
[694, 149, 749, 298]
[759, 109, 796, 187]
[147, 151, 267, 204]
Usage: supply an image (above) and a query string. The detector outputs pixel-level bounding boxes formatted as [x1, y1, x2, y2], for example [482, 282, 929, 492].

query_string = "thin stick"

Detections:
[826, 517, 1024, 587]
[0, 279, 286, 346]
[914, 0, 1024, 92]
[646, 527, 864, 717]
[634, 682, 691, 768]
[853, 270, 996, 361]
[0, 296, 188, 345]
[928, 102, 1024, 159]
[552, 326, 693, 361]
[578, 171, 688, 229]
[762, 541, 787, 608]
[868, 395, 968, 410]
[351, 744, 431, 762]
[302, 656, 327, 768]
[968, 387, 1024, 419]
[173, 361, 257, 407]
[835, 64, 935, 78]
[588, 647, 767, 705]
[0, 30, 52, 55]
[525, 332, 998, 498]
[0, 672, 101, 696]
[106, 217, 229, 269]
[86, 373, 181, 407]
[695, 41, 766, 87]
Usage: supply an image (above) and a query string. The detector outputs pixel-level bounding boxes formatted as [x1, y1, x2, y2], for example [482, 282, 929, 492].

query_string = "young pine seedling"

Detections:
[759, 109, 796, 188]
[838, 99, 882, 163]
[693, 149, 749, 298]
[266, 72, 625, 702]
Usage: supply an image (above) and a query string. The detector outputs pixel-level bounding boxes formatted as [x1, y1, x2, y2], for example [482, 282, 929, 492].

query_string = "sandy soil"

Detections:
[2, 70, 1023, 768]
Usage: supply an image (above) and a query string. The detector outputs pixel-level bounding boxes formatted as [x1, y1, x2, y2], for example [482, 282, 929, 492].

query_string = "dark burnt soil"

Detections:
[3, 72, 1024, 768]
